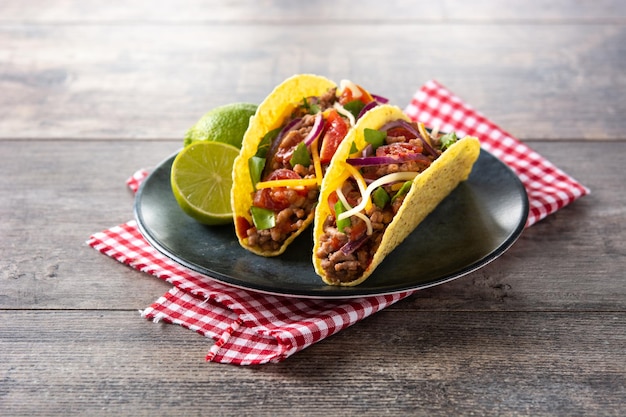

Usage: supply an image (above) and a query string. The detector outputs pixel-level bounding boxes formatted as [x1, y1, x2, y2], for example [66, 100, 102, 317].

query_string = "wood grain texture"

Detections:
[1, 310, 624, 417]
[1, 21, 625, 140]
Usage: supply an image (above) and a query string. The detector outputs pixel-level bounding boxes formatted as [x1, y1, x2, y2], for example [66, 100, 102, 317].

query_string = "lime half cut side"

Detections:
[170, 141, 240, 225]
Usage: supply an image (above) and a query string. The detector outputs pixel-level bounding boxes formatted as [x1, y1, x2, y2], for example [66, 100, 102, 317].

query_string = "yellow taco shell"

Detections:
[231, 74, 336, 256]
[313, 105, 481, 286]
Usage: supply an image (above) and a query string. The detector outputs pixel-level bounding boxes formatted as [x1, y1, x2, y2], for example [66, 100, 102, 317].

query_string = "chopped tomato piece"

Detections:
[327, 191, 339, 215]
[266, 168, 300, 182]
[253, 169, 308, 211]
[319, 110, 349, 164]
[386, 126, 417, 140]
[348, 219, 368, 241]
[338, 84, 374, 105]
[235, 216, 252, 240]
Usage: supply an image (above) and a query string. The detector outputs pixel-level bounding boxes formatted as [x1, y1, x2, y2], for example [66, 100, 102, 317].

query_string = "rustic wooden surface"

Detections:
[1, 1, 625, 416]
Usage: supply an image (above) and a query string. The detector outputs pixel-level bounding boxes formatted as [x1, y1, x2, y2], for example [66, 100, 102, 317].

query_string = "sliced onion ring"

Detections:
[371, 94, 389, 104]
[340, 233, 370, 255]
[337, 171, 418, 221]
[304, 113, 324, 147]
[379, 119, 438, 157]
[357, 100, 378, 120]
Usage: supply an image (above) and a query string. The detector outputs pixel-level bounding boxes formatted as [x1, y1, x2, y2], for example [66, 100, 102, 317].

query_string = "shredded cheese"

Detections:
[333, 102, 356, 127]
[325, 168, 353, 211]
[336, 186, 353, 210]
[343, 163, 372, 211]
[418, 122, 434, 149]
[337, 171, 418, 221]
[339, 80, 362, 99]
[255, 178, 318, 190]
[336, 187, 373, 236]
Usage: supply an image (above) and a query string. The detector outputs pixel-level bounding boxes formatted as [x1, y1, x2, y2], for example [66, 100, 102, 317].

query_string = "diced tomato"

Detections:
[338, 84, 374, 105]
[327, 191, 339, 215]
[266, 168, 300, 181]
[319, 110, 349, 164]
[252, 169, 306, 211]
[348, 219, 368, 241]
[235, 216, 252, 240]
[386, 126, 417, 140]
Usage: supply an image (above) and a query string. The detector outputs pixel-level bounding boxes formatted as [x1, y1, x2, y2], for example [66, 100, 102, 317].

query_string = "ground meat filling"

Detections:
[316, 125, 438, 284]
[245, 88, 339, 253]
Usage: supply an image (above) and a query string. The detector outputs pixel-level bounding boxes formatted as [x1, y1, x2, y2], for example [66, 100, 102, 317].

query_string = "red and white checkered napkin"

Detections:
[405, 80, 589, 226]
[88, 215, 409, 365]
[88, 80, 588, 365]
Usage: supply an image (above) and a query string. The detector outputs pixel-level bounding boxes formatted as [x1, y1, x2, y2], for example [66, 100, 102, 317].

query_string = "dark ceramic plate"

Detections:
[134, 149, 528, 299]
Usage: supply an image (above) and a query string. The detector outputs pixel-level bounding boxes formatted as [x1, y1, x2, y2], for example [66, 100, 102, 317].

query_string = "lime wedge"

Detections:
[170, 141, 239, 225]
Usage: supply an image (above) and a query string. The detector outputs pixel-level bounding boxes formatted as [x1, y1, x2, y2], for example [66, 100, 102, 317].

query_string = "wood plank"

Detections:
[0, 140, 624, 311]
[1, 0, 625, 23]
[1, 310, 624, 416]
[0, 23, 625, 140]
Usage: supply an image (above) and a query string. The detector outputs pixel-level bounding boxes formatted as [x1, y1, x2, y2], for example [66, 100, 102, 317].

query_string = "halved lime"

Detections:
[170, 141, 240, 225]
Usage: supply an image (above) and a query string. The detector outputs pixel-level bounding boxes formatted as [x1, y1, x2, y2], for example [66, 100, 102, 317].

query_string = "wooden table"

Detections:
[2, 1, 625, 416]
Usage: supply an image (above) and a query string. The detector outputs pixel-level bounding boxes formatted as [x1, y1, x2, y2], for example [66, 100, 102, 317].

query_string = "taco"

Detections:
[313, 104, 481, 286]
[231, 74, 385, 256]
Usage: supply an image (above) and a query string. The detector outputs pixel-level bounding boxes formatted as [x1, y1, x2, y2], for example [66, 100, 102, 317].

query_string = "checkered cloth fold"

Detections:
[87, 80, 588, 365]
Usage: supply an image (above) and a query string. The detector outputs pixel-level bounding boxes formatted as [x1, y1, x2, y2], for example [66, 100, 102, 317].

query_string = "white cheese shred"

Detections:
[337, 171, 418, 221]
[333, 102, 356, 127]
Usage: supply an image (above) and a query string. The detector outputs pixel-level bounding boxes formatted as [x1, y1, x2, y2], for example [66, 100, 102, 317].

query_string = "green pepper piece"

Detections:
[343, 100, 365, 119]
[439, 132, 458, 151]
[364, 128, 387, 150]
[349, 140, 359, 154]
[391, 181, 412, 202]
[301, 97, 320, 115]
[289, 141, 311, 167]
[248, 156, 266, 188]
[372, 187, 390, 209]
[334, 200, 351, 233]
[250, 206, 275, 230]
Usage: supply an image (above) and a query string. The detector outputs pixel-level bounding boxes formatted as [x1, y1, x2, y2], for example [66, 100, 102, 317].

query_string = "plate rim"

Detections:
[134, 148, 529, 299]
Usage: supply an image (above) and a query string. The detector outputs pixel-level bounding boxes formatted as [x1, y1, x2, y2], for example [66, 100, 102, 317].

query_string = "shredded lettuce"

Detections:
[256, 127, 280, 158]
[343, 100, 365, 120]
[248, 156, 266, 188]
[301, 97, 320, 115]
[289, 141, 311, 167]
[439, 132, 458, 150]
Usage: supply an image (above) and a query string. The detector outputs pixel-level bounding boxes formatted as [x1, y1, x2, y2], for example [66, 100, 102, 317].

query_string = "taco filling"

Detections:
[315, 119, 462, 284]
[238, 81, 384, 253]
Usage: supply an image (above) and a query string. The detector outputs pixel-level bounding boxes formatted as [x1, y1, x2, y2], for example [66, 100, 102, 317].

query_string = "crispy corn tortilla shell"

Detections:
[313, 105, 481, 286]
[231, 74, 336, 257]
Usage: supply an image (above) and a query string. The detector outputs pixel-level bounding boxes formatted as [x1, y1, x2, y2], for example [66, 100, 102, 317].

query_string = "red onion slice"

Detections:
[340, 234, 370, 255]
[264, 117, 303, 171]
[379, 119, 438, 157]
[357, 101, 378, 120]
[371, 94, 389, 104]
[303, 113, 324, 147]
